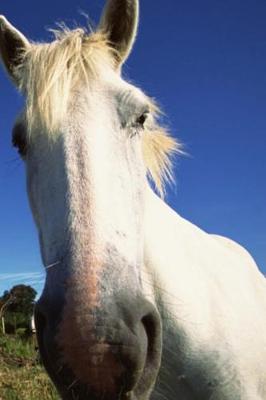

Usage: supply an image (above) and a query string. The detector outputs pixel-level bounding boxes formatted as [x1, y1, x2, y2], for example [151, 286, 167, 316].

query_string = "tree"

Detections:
[0, 293, 15, 334]
[8, 285, 37, 315]
[0, 285, 37, 334]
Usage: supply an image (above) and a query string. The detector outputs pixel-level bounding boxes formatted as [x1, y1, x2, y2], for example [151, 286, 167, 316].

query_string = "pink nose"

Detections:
[34, 294, 162, 399]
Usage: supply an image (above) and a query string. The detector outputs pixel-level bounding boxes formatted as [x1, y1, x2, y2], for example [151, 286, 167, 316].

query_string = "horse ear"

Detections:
[0, 16, 30, 84]
[99, 0, 139, 66]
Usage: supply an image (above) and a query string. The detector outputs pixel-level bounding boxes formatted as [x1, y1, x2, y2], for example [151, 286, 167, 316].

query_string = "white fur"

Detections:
[27, 71, 147, 276]
[144, 186, 266, 399]
[1, 5, 266, 400]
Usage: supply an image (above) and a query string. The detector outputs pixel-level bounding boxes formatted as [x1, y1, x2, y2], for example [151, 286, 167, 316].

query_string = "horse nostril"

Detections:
[142, 311, 162, 365]
[34, 303, 51, 366]
[34, 303, 64, 389]
[34, 303, 47, 336]
[139, 310, 162, 392]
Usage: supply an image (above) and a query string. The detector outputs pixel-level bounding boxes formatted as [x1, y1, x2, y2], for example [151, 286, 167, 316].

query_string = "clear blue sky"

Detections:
[0, 0, 265, 298]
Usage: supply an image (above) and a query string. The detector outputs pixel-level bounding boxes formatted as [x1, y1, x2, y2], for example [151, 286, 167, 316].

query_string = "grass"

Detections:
[0, 335, 59, 400]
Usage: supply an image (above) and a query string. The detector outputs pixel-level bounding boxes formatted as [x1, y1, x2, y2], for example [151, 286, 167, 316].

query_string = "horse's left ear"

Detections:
[0, 16, 30, 84]
[99, 0, 139, 66]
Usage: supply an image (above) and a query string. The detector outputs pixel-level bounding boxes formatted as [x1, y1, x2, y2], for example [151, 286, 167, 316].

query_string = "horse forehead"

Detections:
[95, 70, 148, 106]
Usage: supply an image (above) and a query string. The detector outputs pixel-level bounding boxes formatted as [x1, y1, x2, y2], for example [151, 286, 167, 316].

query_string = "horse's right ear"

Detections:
[99, 0, 139, 67]
[0, 16, 30, 84]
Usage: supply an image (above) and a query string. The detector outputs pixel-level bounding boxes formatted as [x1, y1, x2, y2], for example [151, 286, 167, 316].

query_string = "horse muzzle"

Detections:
[34, 289, 162, 400]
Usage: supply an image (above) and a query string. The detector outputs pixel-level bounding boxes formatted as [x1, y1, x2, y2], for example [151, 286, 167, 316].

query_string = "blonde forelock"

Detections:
[16, 27, 115, 136]
[15, 25, 182, 194]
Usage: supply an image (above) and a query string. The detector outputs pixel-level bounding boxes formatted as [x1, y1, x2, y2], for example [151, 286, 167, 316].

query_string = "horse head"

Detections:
[0, 1, 178, 398]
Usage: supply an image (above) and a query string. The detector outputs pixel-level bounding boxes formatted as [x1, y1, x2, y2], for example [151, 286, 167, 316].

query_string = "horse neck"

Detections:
[143, 185, 181, 295]
[143, 185, 182, 259]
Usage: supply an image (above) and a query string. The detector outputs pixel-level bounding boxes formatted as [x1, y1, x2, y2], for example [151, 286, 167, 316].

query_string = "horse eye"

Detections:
[129, 112, 149, 138]
[12, 135, 27, 157]
[12, 123, 27, 158]
[136, 112, 149, 128]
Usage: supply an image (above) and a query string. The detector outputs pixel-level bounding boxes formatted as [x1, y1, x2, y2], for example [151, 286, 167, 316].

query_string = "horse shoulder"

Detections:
[210, 234, 266, 298]
[144, 187, 266, 399]
[211, 234, 257, 267]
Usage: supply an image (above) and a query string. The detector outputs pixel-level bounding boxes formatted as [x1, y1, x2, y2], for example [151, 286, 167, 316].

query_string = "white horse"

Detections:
[1, 1, 266, 399]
